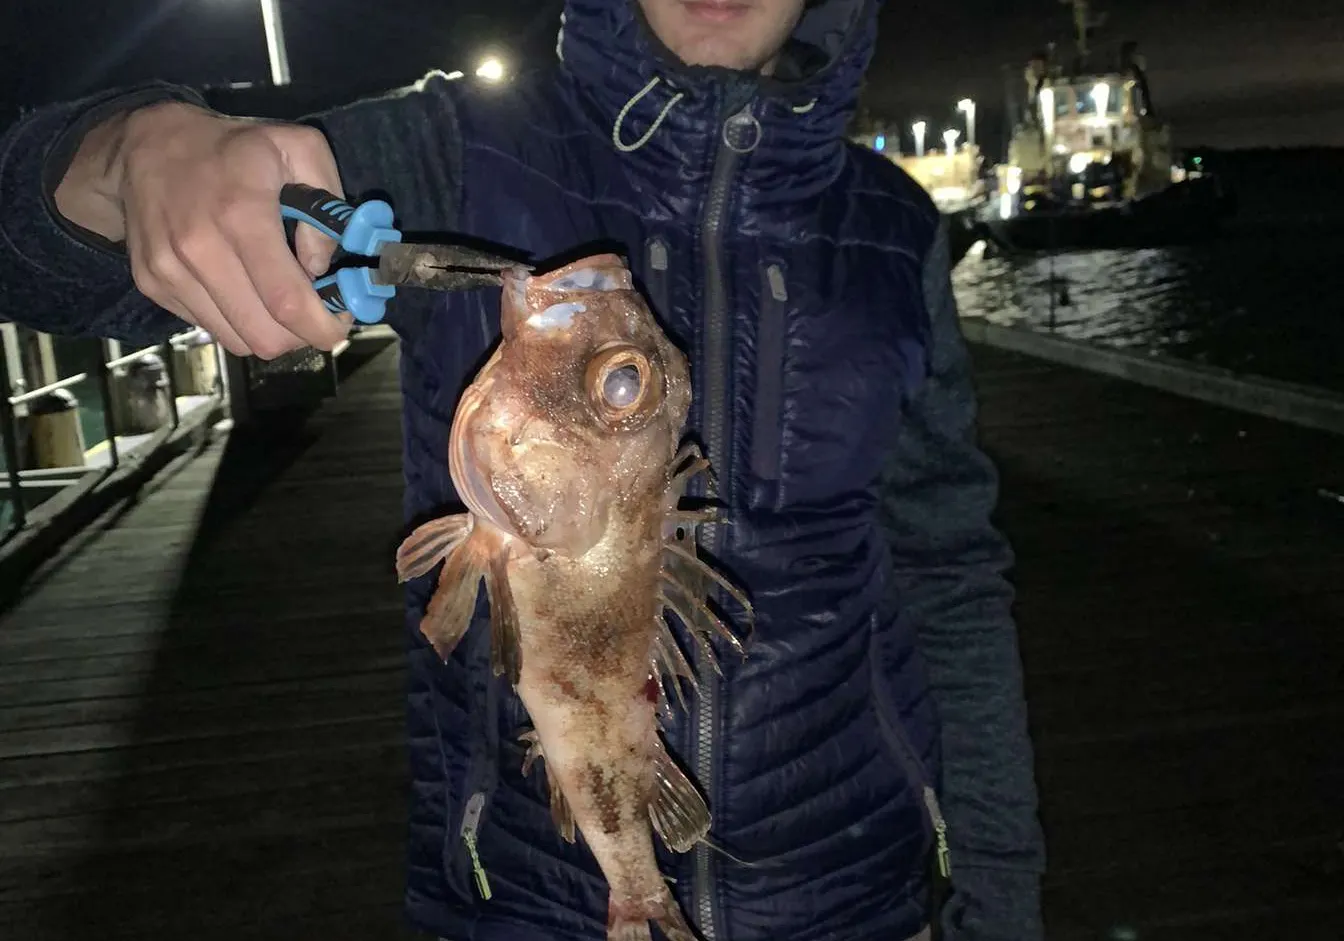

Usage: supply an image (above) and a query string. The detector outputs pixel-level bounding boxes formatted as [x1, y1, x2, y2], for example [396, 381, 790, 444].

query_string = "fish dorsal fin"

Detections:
[649, 740, 710, 854]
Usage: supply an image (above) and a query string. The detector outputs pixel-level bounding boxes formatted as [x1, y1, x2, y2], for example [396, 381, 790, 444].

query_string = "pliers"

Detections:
[279, 183, 525, 324]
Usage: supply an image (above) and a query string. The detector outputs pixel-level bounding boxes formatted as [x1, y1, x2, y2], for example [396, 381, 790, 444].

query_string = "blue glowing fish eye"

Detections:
[602, 364, 642, 409]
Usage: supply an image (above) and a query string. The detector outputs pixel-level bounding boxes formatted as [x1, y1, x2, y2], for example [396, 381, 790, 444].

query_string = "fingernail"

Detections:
[303, 254, 327, 277]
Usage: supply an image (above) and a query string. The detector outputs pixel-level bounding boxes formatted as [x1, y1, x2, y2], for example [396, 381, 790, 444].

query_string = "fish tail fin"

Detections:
[415, 527, 488, 661]
[607, 890, 698, 941]
[649, 740, 710, 853]
[606, 924, 651, 941]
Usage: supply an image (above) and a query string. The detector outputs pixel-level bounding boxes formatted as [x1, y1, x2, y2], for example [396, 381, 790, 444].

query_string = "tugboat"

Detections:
[978, 0, 1235, 253]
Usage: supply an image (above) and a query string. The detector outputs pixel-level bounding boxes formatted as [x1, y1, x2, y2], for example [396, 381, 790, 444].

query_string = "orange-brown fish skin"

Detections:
[508, 518, 667, 914]
[446, 254, 700, 939]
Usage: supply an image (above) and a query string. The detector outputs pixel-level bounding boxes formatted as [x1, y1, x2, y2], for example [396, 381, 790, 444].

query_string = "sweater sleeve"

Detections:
[879, 217, 1048, 941]
[0, 71, 467, 344]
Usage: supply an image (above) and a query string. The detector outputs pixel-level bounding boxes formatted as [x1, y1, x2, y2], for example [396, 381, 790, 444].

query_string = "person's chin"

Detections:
[672, 37, 764, 71]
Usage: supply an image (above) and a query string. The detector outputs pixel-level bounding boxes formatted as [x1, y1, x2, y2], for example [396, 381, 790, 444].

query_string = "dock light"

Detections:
[1091, 82, 1111, 115]
[1039, 86, 1056, 141]
[956, 98, 977, 148]
[943, 128, 960, 155]
[912, 120, 927, 157]
[874, 134, 886, 152]
[476, 56, 506, 82]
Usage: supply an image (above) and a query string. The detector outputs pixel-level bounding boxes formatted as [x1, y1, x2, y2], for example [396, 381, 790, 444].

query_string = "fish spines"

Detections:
[650, 440, 753, 706]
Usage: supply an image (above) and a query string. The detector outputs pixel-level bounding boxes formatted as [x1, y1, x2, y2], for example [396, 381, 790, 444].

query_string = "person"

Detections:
[0, 1, 1046, 939]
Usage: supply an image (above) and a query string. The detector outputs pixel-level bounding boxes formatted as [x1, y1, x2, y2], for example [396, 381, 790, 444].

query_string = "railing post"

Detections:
[0, 326, 27, 531]
[97, 339, 120, 470]
[222, 351, 252, 426]
[160, 341, 181, 430]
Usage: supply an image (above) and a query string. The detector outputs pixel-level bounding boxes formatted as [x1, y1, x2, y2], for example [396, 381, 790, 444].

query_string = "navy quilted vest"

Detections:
[394, 3, 946, 939]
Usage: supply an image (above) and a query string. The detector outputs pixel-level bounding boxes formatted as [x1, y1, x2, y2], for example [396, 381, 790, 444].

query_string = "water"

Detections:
[953, 230, 1344, 394]
[952, 149, 1344, 397]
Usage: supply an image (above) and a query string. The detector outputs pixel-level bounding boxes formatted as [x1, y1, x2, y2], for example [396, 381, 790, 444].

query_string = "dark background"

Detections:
[4, 0, 1343, 158]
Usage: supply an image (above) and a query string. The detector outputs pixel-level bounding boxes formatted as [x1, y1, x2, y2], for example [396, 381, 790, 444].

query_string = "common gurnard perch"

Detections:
[394, 254, 753, 941]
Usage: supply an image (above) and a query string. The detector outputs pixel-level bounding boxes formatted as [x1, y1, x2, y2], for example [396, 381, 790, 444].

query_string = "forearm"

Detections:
[0, 84, 203, 343]
[1, 73, 466, 346]
[880, 218, 1045, 940]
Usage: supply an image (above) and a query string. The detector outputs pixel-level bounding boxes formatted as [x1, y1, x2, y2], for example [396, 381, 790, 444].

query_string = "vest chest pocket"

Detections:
[749, 259, 916, 509]
[751, 261, 789, 487]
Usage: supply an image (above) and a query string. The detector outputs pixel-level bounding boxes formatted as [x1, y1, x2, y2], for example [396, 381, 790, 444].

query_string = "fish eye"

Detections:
[586, 345, 659, 425]
[602, 365, 642, 410]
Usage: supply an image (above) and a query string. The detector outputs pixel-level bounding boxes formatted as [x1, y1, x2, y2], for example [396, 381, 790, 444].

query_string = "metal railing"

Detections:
[0, 324, 229, 542]
[1, 319, 394, 548]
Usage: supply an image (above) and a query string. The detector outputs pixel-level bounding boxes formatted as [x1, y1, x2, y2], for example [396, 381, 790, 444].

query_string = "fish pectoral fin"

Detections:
[395, 513, 473, 582]
[418, 532, 487, 661]
[519, 729, 577, 844]
[485, 554, 522, 686]
[649, 741, 710, 854]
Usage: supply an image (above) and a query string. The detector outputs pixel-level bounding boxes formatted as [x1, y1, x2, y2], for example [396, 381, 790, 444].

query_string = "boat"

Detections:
[975, 0, 1236, 253]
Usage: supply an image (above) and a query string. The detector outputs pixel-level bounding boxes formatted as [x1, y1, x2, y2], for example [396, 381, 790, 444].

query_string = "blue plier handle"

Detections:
[280, 183, 401, 325]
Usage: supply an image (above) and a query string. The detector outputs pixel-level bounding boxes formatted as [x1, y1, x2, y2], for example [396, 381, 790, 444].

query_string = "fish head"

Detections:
[449, 253, 691, 555]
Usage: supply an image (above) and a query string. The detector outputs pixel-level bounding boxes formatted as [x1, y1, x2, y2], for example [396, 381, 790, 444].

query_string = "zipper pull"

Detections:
[923, 785, 953, 878]
[648, 238, 669, 272]
[461, 791, 492, 899]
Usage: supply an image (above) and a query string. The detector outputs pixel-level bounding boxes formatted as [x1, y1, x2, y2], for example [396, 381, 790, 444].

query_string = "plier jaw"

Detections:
[279, 183, 527, 325]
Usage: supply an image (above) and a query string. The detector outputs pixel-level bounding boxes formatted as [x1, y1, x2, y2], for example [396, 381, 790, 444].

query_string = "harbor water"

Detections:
[952, 150, 1344, 396]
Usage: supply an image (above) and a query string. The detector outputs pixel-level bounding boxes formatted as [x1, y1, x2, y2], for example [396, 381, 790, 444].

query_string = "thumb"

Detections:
[274, 124, 346, 278]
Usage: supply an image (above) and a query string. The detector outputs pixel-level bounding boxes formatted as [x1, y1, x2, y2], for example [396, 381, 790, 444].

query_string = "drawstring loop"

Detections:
[610, 76, 820, 155]
[612, 76, 686, 153]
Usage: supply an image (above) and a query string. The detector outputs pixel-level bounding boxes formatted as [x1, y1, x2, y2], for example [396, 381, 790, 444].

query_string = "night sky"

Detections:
[5, 0, 1343, 155]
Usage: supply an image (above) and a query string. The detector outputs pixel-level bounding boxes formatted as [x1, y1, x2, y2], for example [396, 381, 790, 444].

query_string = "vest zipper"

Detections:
[461, 790, 493, 899]
[690, 99, 754, 941]
[870, 616, 954, 880]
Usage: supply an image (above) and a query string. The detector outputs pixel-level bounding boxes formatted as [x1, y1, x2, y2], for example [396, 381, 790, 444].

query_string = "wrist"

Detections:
[53, 108, 132, 243]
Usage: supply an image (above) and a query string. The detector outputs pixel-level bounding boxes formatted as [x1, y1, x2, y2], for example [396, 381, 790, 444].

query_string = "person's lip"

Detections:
[681, 0, 753, 23]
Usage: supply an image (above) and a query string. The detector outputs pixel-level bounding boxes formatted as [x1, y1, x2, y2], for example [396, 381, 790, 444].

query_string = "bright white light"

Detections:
[445, 70, 465, 81]
[912, 120, 927, 156]
[943, 128, 960, 154]
[1091, 82, 1111, 115]
[476, 57, 505, 82]
[1039, 86, 1055, 141]
[1068, 152, 1092, 175]
[956, 98, 977, 147]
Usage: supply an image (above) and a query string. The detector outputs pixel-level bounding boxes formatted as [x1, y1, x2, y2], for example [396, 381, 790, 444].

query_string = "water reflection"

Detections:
[952, 232, 1344, 395]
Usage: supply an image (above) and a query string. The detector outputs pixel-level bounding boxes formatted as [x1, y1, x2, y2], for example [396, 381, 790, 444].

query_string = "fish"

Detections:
[394, 253, 753, 941]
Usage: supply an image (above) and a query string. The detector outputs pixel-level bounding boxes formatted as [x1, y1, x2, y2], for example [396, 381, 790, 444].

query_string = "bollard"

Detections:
[111, 353, 171, 435]
[21, 388, 87, 470]
[172, 334, 220, 396]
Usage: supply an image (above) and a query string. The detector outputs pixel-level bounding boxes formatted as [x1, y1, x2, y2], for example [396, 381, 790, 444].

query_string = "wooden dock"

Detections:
[2, 338, 1341, 940]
